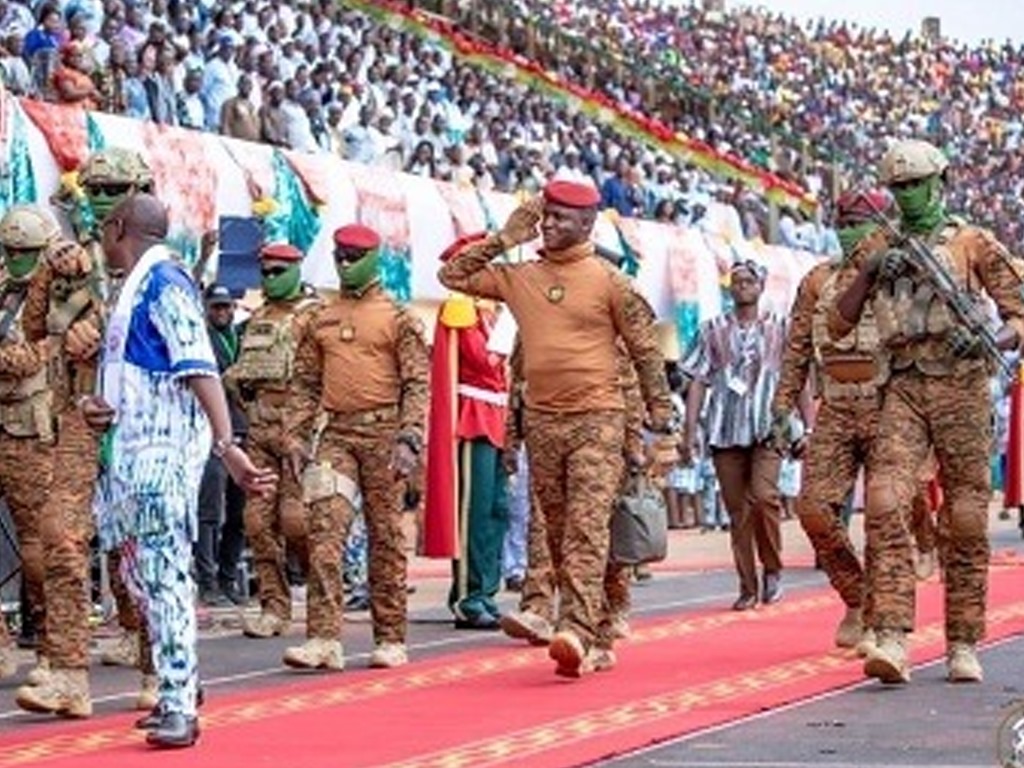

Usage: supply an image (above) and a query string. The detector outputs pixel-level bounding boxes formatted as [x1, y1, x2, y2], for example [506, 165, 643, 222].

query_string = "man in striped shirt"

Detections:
[681, 260, 788, 611]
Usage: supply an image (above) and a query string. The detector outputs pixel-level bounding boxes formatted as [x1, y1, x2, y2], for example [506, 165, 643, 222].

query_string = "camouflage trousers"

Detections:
[797, 395, 878, 614]
[866, 367, 992, 643]
[0, 432, 52, 653]
[306, 419, 408, 644]
[519, 489, 632, 651]
[40, 409, 96, 669]
[524, 409, 625, 649]
[243, 424, 308, 621]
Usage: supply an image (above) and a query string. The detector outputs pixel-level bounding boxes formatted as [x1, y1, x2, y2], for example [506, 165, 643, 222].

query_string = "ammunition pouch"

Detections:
[301, 462, 358, 506]
[0, 387, 54, 443]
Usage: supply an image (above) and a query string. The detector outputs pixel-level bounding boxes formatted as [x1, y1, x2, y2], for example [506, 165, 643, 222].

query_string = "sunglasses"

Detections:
[86, 182, 131, 197]
[261, 266, 290, 278]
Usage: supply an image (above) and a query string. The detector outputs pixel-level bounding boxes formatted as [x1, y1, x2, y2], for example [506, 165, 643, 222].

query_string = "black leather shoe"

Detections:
[454, 613, 500, 630]
[762, 573, 783, 605]
[146, 712, 200, 749]
[732, 594, 757, 611]
[136, 684, 205, 731]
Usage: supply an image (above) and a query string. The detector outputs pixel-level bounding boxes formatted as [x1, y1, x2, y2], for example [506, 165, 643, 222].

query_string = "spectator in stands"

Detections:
[51, 40, 99, 109]
[220, 72, 259, 141]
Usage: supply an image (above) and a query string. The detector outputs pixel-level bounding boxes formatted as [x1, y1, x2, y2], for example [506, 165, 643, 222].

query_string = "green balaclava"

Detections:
[3, 249, 40, 281]
[892, 175, 945, 234]
[836, 222, 877, 258]
[89, 192, 126, 225]
[338, 249, 380, 294]
[262, 263, 303, 301]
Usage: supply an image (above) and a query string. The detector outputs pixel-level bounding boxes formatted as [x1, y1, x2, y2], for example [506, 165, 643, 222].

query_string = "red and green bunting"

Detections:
[347, 0, 817, 212]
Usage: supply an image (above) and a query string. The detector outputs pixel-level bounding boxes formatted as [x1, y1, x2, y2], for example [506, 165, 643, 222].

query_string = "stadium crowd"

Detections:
[480, 0, 1024, 252]
[0, 0, 834, 252]
[2, 0, 1022, 254]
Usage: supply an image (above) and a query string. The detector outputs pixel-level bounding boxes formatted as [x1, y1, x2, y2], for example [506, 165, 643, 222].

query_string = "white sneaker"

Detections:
[369, 642, 408, 669]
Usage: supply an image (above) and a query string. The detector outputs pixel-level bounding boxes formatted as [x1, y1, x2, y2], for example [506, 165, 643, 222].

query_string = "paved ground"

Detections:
[2, 508, 1023, 767]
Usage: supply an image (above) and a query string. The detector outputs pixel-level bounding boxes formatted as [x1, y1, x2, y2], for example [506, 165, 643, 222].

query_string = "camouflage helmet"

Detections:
[878, 140, 949, 186]
[79, 147, 154, 190]
[0, 204, 60, 250]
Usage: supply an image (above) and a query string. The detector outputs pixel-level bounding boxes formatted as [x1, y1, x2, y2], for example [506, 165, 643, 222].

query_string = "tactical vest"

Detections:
[0, 296, 54, 442]
[47, 272, 102, 403]
[811, 266, 886, 397]
[873, 221, 982, 374]
[231, 298, 317, 385]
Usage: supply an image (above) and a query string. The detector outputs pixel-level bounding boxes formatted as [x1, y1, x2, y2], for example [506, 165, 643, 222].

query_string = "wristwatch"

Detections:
[212, 436, 239, 458]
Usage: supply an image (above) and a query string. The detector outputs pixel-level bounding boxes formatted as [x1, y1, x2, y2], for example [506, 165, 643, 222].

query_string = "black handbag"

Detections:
[610, 474, 669, 565]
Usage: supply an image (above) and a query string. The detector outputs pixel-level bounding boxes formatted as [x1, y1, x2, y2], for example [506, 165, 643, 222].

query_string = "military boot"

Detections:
[609, 613, 632, 640]
[585, 647, 617, 673]
[914, 548, 937, 581]
[100, 630, 140, 667]
[368, 642, 408, 669]
[947, 643, 983, 683]
[863, 628, 910, 684]
[25, 655, 51, 686]
[834, 607, 864, 649]
[0, 643, 16, 680]
[855, 628, 877, 658]
[499, 610, 554, 646]
[15, 669, 92, 718]
[242, 612, 289, 639]
[137, 674, 159, 711]
[549, 630, 586, 678]
[283, 639, 345, 671]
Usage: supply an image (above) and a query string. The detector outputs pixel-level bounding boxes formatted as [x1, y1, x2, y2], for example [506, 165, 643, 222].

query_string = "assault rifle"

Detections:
[861, 196, 1011, 377]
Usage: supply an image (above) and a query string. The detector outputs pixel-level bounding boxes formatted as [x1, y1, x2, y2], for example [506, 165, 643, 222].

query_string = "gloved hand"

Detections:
[64, 317, 102, 361]
[498, 197, 543, 248]
[47, 241, 92, 278]
[947, 326, 981, 359]
[867, 248, 908, 283]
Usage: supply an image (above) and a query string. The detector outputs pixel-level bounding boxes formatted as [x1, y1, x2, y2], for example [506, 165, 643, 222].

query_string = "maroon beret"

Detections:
[260, 242, 303, 262]
[333, 223, 382, 250]
[439, 231, 488, 262]
[543, 180, 600, 209]
[836, 189, 891, 226]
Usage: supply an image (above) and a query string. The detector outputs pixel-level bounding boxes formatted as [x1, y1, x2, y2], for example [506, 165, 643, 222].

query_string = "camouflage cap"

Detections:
[79, 147, 154, 188]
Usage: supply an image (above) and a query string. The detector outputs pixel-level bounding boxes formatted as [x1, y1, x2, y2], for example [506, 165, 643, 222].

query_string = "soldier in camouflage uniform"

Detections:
[50, 148, 155, 697]
[0, 205, 59, 690]
[832, 139, 1024, 685]
[438, 181, 672, 678]
[771, 190, 890, 652]
[285, 224, 428, 671]
[224, 243, 318, 639]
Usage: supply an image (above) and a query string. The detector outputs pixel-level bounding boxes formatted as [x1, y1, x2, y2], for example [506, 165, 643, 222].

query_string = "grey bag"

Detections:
[610, 474, 668, 565]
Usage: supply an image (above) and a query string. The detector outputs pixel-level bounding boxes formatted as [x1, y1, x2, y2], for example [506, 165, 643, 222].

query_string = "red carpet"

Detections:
[2, 564, 1023, 768]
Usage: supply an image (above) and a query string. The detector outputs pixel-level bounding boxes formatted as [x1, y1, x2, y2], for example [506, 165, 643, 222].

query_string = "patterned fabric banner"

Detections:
[349, 164, 412, 302]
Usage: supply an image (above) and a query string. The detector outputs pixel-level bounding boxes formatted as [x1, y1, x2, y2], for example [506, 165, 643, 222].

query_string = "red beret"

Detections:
[836, 189, 890, 226]
[543, 180, 600, 209]
[260, 242, 303, 262]
[333, 224, 381, 250]
[439, 231, 488, 262]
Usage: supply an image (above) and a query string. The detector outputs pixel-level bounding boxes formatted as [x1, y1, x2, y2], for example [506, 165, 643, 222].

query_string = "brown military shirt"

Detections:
[828, 223, 1024, 367]
[438, 236, 671, 427]
[292, 284, 428, 441]
[0, 279, 49, 385]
